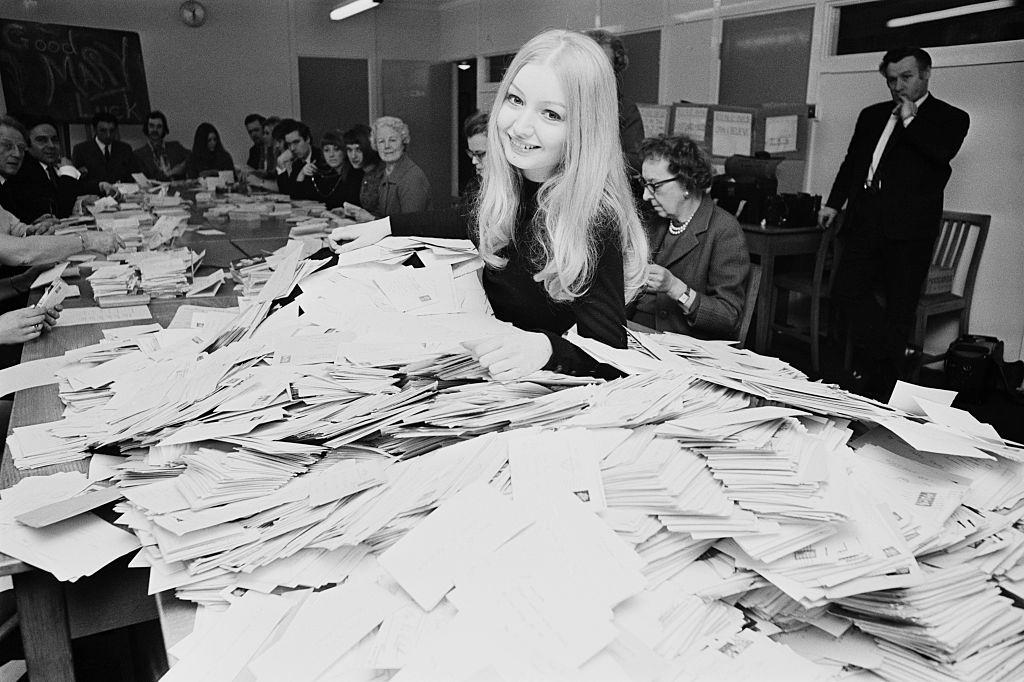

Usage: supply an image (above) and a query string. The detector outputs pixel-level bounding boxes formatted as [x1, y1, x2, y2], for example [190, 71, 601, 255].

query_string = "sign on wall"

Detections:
[0, 19, 151, 123]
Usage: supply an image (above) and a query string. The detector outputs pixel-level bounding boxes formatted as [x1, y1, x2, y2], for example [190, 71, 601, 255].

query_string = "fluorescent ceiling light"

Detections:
[330, 0, 381, 21]
[886, 0, 1015, 28]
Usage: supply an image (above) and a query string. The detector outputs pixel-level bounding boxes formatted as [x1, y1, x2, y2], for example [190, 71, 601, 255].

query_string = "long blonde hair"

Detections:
[475, 29, 648, 303]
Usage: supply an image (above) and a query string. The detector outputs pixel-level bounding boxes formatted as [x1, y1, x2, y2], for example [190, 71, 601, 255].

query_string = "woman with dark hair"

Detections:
[630, 134, 750, 340]
[186, 122, 234, 178]
[307, 129, 348, 209]
[324, 125, 380, 213]
[462, 110, 488, 182]
[341, 124, 379, 208]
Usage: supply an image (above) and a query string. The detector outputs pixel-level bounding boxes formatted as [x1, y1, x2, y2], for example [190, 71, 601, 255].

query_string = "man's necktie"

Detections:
[46, 165, 58, 185]
[104, 145, 111, 163]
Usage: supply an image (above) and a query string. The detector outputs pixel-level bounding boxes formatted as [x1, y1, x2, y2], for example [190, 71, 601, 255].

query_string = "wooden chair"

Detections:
[736, 262, 762, 349]
[914, 210, 990, 368]
[767, 220, 841, 375]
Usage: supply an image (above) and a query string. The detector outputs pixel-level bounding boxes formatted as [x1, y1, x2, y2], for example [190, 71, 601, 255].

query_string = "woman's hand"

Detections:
[463, 332, 553, 382]
[0, 307, 48, 345]
[341, 202, 376, 223]
[644, 264, 682, 294]
[297, 161, 319, 180]
[329, 219, 391, 253]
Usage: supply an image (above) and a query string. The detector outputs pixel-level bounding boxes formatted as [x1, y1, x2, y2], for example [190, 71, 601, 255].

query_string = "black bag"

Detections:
[944, 335, 1004, 403]
[767, 192, 821, 228]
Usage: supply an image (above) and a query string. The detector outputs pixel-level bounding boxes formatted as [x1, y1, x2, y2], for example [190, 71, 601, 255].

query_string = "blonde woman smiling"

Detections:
[331, 29, 647, 380]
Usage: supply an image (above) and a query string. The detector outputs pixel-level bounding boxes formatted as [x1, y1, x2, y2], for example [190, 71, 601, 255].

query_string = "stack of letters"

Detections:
[3, 234, 1024, 682]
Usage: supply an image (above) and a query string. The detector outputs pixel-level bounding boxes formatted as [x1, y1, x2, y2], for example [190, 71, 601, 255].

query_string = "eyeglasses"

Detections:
[465, 149, 486, 161]
[635, 174, 682, 194]
[0, 139, 27, 154]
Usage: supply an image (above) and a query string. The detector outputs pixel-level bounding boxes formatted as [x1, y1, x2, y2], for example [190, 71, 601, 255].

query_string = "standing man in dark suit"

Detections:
[273, 119, 324, 201]
[820, 46, 969, 399]
[72, 112, 139, 183]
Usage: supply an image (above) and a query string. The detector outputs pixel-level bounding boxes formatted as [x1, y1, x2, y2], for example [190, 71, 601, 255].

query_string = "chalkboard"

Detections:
[0, 19, 150, 123]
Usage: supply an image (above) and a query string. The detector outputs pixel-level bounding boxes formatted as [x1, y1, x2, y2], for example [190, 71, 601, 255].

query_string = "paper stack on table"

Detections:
[87, 263, 138, 300]
[833, 564, 1024, 680]
[9, 224, 1024, 679]
[230, 255, 273, 297]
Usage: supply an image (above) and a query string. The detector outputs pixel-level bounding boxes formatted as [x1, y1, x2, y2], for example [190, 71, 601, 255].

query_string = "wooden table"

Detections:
[0, 208, 293, 681]
[741, 224, 824, 355]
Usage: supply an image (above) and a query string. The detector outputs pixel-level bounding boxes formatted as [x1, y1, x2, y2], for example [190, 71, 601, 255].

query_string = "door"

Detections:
[382, 60, 452, 209]
[297, 57, 369, 139]
[619, 30, 661, 105]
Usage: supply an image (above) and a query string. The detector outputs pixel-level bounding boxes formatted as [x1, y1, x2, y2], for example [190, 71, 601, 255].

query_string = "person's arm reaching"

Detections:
[0, 230, 119, 267]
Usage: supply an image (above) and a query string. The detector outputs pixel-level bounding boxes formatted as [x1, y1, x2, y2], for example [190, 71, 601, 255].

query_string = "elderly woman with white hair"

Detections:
[344, 116, 431, 220]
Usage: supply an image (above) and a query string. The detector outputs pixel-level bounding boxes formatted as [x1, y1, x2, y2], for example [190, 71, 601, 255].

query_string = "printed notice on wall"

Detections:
[672, 107, 708, 142]
[638, 105, 670, 137]
[712, 110, 753, 157]
[764, 115, 799, 154]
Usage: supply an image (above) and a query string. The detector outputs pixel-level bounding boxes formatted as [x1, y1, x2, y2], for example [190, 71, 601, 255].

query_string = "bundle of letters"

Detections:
[86, 248, 201, 302]
[3, 236, 1024, 682]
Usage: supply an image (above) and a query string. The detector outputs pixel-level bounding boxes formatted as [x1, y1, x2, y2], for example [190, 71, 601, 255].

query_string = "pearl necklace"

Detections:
[668, 200, 699, 235]
[668, 217, 691, 235]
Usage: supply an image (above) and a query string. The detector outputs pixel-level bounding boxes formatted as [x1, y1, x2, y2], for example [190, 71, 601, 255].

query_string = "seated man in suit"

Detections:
[273, 118, 324, 201]
[133, 110, 189, 181]
[72, 112, 139, 184]
[0, 115, 31, 220]
[5, 115, 116, 224]
[240, 113, 269, 177]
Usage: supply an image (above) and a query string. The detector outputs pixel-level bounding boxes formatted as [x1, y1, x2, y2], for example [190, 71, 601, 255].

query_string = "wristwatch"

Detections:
[675, 283, 698, 313]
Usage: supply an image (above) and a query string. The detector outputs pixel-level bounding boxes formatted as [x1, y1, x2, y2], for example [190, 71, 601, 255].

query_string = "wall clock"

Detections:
[179, 1, 207, 28]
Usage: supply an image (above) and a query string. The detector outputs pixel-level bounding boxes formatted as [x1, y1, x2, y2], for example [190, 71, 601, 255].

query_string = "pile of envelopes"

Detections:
[3, 235, 1024, 681]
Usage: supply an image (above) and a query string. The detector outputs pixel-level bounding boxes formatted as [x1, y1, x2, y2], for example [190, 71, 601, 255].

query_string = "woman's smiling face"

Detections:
[495, 61, 568, 182]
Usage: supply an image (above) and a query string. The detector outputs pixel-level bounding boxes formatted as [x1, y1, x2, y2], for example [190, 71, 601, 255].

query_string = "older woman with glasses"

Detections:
[463, 110, 488, 180]
[630, 134, 750, 340]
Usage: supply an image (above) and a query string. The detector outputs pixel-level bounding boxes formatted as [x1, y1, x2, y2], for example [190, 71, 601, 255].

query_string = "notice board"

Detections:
[0, 19, 151, 123]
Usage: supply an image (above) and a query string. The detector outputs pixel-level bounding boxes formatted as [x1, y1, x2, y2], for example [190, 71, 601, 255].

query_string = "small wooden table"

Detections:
[741, 224, 824, 355]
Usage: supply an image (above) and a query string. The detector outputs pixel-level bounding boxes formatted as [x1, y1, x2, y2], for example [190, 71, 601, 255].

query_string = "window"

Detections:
[836, 0, 1024, 55]
[486, 53, 516, 83]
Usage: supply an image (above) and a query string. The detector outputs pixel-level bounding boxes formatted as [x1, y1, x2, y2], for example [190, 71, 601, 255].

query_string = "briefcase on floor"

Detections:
[944, 334, 1003, 403]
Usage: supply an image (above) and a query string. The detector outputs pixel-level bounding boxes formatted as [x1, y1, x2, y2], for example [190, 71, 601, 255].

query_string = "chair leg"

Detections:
[809, 294, 821, 376]
[912, 311, 928, 354]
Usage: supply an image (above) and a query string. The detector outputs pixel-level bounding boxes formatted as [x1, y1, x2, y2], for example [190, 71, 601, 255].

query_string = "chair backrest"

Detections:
[931, 211, 990, 300]
[736, 262, 761, 348]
